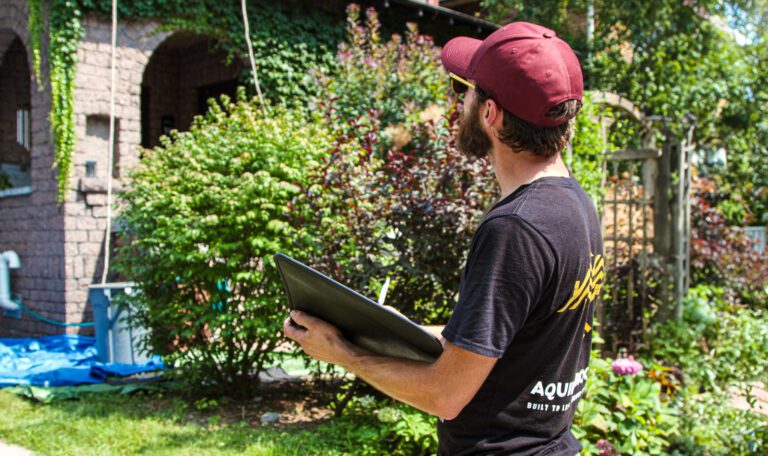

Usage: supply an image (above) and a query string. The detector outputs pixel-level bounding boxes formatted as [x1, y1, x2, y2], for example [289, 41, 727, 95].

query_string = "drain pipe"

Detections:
[0, 250, 21, 311]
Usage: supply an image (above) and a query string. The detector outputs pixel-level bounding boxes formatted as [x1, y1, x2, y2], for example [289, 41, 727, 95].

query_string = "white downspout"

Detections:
[0, 250, 21, 311]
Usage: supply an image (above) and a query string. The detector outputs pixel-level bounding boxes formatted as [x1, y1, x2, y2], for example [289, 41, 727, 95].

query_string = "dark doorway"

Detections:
[140, 34, 244, 149]
[0, 36, 31, 191]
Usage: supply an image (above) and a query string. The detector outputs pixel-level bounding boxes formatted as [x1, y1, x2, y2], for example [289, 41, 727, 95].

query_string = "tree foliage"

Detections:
[481, 0, 768, 223]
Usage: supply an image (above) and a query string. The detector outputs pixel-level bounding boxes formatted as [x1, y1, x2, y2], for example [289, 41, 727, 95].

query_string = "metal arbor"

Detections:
[590, 91, 693, 351]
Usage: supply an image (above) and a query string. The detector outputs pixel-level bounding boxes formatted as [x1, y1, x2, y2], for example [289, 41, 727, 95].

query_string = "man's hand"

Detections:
[283, 310, 360, 367]
[283, 309, 496, 420]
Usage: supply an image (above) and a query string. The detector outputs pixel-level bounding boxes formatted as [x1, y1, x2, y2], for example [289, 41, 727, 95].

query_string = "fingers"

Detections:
[283, 316, 306, 342]
[384, 305, 403, 315]
[290, 309, 320, 328]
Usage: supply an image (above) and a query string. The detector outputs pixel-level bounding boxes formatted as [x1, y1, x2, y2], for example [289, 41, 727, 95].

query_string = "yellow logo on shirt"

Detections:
[557, 254, 604, 313]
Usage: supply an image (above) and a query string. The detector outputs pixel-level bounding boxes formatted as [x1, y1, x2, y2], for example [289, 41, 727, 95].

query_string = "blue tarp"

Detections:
[0, 334, 163, 388]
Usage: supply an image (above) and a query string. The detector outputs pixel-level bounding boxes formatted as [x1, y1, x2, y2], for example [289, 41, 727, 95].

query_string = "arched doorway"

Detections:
[0, 33, 31, 192]
[140, 33, 244, 149]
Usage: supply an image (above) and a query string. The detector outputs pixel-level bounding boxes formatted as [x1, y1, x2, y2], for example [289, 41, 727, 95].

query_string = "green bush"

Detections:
[116, 92, 330, 397]
[318, 395, 437, 456]
[312, 4, 448, 132]
[0, 171, 11, 191]
[569, 93, 606, 202]
[638, 284, 768, 454]
[573, 349, 679, 455]
[646, 285, 768, 392]
[670, 390, 768, 456]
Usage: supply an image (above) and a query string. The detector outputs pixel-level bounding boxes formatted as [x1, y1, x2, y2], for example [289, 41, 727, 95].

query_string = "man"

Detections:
[284, 21, 603, 456]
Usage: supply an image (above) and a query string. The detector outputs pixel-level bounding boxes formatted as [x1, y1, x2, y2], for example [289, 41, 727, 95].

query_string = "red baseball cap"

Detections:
[441, 22, 583, 127]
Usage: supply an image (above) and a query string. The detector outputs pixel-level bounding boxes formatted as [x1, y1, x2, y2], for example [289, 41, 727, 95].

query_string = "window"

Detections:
[745, 226, 767, 253]
[16, 106, 30, 150]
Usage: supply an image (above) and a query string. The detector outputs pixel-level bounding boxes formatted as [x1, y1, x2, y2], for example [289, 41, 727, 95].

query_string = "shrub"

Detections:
[639, 284, 768, 454]
[319, 395, 438, 456]
[311, 4, 448, 133]
[690, 177, 768, 307]
[645, 285, 768, 394]
[0, 171, 11, 190]
[573, 349, 679, 455]
[116, 93, 330, 397]
[289, 5, 497, 323]
[293, 105, 497, 323]
[671, 389, 768, 455]
[569, 93, 607, 202]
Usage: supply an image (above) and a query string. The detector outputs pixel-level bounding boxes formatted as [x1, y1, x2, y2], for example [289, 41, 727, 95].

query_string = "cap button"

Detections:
[543, 31, 554, 38]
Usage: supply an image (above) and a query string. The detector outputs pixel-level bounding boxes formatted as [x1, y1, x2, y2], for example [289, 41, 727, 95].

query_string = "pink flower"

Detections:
[611, 356, 643, 376]
[596, 439, 616, 456]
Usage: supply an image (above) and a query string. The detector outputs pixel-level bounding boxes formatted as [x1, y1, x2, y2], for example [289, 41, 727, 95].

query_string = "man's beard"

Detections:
[457, 98, 493, 159]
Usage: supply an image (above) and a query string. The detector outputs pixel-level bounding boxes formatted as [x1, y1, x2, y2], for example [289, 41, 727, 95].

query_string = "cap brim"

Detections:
[441, 37, 482, 78]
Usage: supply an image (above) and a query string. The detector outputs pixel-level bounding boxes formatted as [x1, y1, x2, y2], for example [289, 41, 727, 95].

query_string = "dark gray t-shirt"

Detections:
[438, 176, 603, 456]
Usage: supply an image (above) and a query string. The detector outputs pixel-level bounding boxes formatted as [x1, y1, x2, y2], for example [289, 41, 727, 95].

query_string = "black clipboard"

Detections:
[274, 253, 443, 363]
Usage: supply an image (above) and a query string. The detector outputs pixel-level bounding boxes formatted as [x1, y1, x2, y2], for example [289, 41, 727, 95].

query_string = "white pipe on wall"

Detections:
[0, 250, 21, 311]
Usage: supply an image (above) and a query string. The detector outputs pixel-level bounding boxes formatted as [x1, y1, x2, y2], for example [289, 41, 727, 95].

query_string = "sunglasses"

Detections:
[449, 72, 475, 94]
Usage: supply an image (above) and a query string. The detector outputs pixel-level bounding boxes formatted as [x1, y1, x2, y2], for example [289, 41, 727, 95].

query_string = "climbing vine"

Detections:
[49, 0, 83, 203]
[31, 0, 343, 203]
[27, 0, 44, 86]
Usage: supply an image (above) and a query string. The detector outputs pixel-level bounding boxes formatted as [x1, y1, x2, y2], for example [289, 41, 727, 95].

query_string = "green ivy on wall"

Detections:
[49, 0, 84, 203]
[30, 0, 343, 203]
[27, 0, 44, 86]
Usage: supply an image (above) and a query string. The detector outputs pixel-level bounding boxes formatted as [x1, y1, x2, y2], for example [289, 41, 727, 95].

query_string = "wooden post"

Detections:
[672, 141, 685, 321]
[655, 139, 673, 321]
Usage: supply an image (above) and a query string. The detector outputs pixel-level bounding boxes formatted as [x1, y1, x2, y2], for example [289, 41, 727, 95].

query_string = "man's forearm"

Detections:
[284, 310, 494, 420]
[340, 345, 451, 418]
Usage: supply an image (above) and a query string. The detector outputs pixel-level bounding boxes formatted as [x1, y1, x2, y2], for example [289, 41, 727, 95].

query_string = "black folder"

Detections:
[274, 253, 443, 363]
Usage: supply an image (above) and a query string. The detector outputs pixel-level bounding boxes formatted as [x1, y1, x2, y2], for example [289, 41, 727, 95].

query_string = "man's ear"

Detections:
[483, 99, 502, 129]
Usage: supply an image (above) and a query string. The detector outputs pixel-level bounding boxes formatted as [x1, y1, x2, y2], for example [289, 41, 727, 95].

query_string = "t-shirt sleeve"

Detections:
[442, 215, 554, 358]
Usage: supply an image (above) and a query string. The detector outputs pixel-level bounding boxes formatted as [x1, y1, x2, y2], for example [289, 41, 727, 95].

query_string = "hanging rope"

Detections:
[240, 0, 266, 110]
[101, 0, 118, 284]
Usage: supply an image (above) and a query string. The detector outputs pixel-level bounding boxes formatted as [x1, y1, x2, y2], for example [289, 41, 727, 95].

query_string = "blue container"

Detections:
[88, 283, 149, 364]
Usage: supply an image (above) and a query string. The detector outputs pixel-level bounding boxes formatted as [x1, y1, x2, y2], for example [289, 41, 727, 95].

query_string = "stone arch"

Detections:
[0, 0, 35, 68]
[140, 32, 244, 148]
[0, 29, 32, 192]
[588, 90, 656, 148]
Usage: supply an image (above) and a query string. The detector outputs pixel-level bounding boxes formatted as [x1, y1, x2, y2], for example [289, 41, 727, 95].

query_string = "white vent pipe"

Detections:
[0, 250, 21, 311]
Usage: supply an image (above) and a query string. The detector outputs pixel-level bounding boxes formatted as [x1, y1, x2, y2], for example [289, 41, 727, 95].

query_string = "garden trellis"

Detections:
[592, 91, 694, 351]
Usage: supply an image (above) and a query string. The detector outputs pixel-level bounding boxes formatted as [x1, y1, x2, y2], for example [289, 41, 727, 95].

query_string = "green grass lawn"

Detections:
[0, 389, 355, 455]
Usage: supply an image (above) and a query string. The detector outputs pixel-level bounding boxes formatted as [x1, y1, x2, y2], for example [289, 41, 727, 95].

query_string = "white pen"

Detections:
[377, 277, 391, 306]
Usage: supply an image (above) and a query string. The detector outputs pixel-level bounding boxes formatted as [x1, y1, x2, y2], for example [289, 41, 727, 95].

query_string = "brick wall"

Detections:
[0, 0, 65, 337]
[61, 16, 171, 332]
[62, 17, 244, 331]
[1, 8, 252, 338]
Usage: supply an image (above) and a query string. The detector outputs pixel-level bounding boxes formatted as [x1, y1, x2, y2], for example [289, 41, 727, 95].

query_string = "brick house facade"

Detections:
[0, 0, 492, 338]
[0, 0, 247, 337]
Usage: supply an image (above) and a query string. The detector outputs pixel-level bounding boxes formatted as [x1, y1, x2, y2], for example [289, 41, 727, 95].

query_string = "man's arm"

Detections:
[284, 310, 497, 420]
